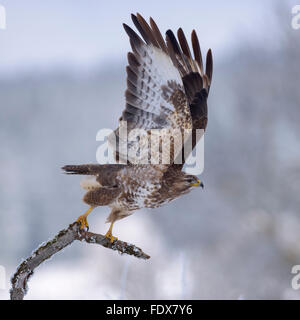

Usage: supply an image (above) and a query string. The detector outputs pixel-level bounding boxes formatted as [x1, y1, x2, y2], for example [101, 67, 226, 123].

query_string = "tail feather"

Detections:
[62, 164, 100, 175]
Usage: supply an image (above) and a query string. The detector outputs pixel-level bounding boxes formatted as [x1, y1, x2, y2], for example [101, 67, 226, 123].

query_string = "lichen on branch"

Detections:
[10, 222, 150, 300]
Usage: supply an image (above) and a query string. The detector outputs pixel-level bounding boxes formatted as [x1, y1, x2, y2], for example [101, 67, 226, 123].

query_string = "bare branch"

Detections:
[10, 222, 150, 300]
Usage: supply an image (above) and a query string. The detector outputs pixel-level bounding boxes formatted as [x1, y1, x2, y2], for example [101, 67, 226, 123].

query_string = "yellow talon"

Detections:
[105, 222, 118, 243]
[76, 207, 93, 230]
[77, 215, 89, 229]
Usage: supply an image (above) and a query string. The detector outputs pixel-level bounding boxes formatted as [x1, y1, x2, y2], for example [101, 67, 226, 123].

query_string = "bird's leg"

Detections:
[105, 222, 118, 243]
[76, 206, 93, 230]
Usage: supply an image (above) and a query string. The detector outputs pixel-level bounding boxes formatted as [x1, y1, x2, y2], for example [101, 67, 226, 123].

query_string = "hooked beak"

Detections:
[191, 179, 204, 188]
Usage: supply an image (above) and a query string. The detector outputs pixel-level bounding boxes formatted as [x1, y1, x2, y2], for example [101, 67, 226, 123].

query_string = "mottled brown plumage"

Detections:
[62, 14, 213, 241]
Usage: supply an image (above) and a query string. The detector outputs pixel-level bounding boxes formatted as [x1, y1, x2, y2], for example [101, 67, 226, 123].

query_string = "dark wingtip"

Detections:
[206, 49, 213, 83]
[166, 29, 173, 37]
[123, 23, 131, 34]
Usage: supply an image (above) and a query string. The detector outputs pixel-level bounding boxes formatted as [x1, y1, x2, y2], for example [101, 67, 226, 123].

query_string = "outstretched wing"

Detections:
[166, 26, 213, 166]
[109, 13, 213, 166]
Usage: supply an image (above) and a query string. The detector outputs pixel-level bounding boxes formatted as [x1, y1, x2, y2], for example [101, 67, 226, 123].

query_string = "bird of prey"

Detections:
[62, 13, 213, 242]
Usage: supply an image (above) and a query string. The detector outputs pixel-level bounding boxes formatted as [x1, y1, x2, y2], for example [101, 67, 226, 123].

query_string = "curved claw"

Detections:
[105, 231, 118, 243]
[76, 215, 89, 230]
[76, 207, 93, 231]
[105, 222, 118, 243]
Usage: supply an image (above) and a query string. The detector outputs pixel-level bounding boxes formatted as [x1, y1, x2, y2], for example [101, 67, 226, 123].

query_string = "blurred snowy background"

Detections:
[1, 0, 300, 299]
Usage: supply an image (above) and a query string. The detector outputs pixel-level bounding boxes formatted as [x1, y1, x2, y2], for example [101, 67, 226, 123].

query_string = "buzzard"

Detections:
[62, 13, 213, 242]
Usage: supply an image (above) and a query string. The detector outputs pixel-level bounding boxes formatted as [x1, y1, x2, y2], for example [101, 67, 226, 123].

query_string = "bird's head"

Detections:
[184, 175, 204, 189]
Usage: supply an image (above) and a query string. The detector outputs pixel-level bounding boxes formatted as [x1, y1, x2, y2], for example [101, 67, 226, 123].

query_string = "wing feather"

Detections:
[149, 17, 168, 53]
[191, 30, 204, 74]
[111, 14, 213, 167]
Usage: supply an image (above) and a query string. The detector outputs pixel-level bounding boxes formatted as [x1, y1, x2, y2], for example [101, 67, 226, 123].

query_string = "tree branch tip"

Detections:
[10, 220, 150, 300]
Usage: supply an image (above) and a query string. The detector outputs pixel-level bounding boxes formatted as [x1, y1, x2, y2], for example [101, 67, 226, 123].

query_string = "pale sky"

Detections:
[0, 0, 295, 75]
